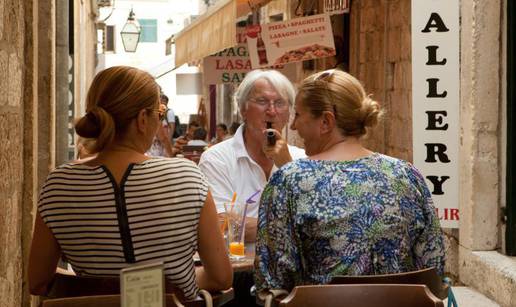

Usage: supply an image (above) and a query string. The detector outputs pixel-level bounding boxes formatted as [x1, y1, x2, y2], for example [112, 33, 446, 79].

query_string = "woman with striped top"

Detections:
[28, 66, 232, 299]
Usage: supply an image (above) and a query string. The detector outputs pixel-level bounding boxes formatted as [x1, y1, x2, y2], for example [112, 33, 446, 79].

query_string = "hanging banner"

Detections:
[246, 13, 336, 69]
[412, 0, 460, 228]
[203, 28, 297, 84]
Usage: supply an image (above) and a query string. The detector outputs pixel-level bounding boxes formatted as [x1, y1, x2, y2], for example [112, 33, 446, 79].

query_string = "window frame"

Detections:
[105, 24, 116, 53]
[138, 19, 158, 43]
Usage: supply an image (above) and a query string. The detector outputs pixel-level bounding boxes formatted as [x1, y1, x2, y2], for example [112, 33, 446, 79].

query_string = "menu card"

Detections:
[121, 261, 165, 307]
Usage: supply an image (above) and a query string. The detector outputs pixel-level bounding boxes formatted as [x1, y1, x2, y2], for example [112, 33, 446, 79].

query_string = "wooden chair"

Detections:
[41, 291, 232, 307]
[41, 273, 233, 307]
[278, 284, 444, 307]
[329, 267, 449, 300]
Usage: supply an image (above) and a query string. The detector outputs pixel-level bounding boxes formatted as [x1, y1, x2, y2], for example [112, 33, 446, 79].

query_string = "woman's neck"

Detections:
[89, 142, 148, 165]
[311, 134, 372, 161]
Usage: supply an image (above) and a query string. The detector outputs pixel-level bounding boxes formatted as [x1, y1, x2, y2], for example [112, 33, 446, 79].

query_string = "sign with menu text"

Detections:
[203, 28, 297, 84]
[246, 13, 336, 69]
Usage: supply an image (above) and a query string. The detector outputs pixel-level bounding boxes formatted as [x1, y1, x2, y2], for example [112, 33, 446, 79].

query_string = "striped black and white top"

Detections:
[38, 158, 208, 299]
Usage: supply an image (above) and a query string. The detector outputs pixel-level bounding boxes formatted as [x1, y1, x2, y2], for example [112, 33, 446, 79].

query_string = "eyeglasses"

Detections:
[314, 69, 338, 115]
[248, 97, 289, 110]
[148, 106, 168, 121]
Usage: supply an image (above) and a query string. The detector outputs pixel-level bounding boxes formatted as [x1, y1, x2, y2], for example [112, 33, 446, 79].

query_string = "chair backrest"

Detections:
[41, 294, 197, 307]
[278, 284, 444, 307]
[329, 267, 448, 300]
[182, 145, 206, 153]
[44, 273, 234, 306]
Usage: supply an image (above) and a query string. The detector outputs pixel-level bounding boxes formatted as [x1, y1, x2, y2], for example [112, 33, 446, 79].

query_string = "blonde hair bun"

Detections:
[360, 96, 383, 128]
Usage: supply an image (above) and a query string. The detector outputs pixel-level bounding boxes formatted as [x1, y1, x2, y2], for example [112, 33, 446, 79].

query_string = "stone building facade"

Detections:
[0, 1, 98, 306]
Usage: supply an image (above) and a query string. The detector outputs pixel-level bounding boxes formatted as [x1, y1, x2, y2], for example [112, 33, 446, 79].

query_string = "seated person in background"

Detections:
[198, 70, 305, 243]
[76, 136, 96, 160]
[255, 69, 445, 293]
[28, 66, 232, 299]
[210, 123, 230, 145]
[228, 122, 240, 136]
[188, 127, 209, 147]
[173, 121, 201, 153]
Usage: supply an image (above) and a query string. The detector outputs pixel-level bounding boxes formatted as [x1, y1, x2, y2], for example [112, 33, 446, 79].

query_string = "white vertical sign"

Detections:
[412, 0, 459, 228]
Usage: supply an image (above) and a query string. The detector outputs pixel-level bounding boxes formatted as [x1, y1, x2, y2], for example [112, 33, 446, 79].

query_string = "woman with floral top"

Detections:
[254, 69, 445, 294]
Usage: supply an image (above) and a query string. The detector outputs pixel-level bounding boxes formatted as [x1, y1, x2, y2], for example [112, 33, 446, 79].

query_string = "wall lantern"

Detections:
[120, 8, 140, 52]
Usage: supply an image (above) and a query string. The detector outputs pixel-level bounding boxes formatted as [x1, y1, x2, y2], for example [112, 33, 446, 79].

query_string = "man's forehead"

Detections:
[251, 79, 282, 97]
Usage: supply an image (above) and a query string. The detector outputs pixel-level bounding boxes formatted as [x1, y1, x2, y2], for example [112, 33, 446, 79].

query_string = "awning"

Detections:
[174, 0, 273, 67]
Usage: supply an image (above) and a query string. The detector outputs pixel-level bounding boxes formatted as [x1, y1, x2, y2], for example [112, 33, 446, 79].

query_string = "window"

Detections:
[138, 19, 158, 43]
[105, 25, 115, 52]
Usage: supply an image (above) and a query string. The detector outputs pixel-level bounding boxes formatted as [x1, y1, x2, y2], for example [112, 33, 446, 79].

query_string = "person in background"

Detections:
[185, 122, 200, 141]
[188, 127, 209, 147]
[28, 66, 232, 299]
[146, 100, 177, 157]
[210, 123, 230, 145]
[255, 69, 445, 294]
[173, 121, 201, 153]
[228, 122, 240, 136]
[198, 70, 305, 243]
[76, 136, 96, 160]
[160, 93, 176, 141]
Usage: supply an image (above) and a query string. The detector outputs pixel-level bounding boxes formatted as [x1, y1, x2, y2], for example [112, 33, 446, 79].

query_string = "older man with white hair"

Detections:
[199, 69, 305, 242]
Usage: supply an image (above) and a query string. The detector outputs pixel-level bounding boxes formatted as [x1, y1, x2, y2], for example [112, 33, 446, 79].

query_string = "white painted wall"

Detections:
[98, 0, 202, 123]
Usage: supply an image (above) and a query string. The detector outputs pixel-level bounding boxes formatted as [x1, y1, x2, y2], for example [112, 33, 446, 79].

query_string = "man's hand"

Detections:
[262, 129, 292, 168]
[174, 136, 188, 154]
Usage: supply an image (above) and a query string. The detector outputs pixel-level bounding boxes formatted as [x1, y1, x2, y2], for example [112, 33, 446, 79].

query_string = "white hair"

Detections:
[234, 70, 296, 112]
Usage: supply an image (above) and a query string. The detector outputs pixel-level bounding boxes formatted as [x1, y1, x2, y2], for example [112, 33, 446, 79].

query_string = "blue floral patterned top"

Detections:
[255, 153, 445, 292]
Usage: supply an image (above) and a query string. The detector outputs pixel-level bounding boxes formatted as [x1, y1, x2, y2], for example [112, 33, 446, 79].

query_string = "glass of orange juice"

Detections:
[227, 203, 246, 260]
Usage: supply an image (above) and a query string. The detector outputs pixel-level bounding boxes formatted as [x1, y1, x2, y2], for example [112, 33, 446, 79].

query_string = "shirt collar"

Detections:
[232, 124, 250, 159]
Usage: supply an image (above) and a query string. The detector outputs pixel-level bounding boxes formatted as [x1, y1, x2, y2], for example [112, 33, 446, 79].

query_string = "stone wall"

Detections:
[0, 1, 30, 306]
[0, 0, 97, 305]
[349, 0, 412, 161]
[458, 1, 516, 306]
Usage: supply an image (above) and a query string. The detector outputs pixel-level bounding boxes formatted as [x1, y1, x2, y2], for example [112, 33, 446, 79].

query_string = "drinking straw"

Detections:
[238, 190, 261, 242]
[221, 192, 237, 234]
[229, 192, 237, 212]
[245, 190, 261, 204]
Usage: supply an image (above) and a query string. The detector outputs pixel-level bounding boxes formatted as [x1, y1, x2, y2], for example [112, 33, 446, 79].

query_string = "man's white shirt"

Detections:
[198, 124, 305, 217]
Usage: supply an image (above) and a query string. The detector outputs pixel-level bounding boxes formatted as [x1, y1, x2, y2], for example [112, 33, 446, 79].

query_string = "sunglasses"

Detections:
[314, 69, 338, 115]
[148, 106, 168, 121]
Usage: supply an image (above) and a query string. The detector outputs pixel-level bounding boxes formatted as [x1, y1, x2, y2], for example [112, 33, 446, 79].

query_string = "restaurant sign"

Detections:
[412, 0, 459, 228]
[203, 28, 297, 84]
[246, 13, 336, 69]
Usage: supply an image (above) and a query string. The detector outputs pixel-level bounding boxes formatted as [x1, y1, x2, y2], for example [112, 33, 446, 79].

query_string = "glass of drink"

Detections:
[226, 203, 247, 260]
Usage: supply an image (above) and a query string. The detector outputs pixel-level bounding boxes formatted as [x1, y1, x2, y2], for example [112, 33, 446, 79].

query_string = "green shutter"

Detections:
[138, 19, 158, 43]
